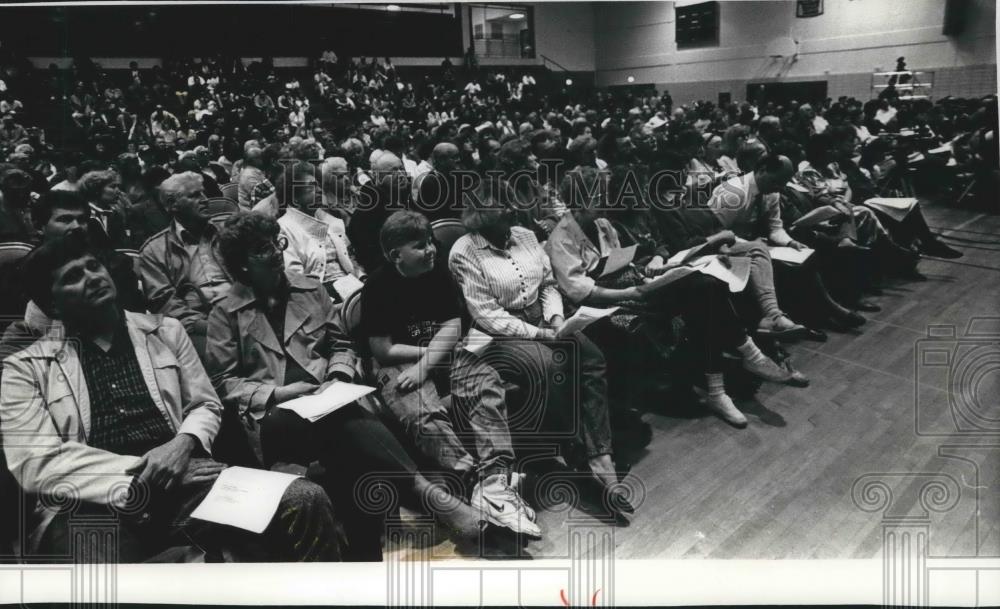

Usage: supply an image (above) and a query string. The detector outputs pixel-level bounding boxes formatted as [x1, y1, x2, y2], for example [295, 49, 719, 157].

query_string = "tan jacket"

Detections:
[0, 312, 222, 546]
[205, 272, 358, 421]
[139, 218, 232, 331]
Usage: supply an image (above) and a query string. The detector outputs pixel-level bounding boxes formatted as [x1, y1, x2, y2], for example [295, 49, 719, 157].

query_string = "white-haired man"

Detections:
[139, 171, 231, 358]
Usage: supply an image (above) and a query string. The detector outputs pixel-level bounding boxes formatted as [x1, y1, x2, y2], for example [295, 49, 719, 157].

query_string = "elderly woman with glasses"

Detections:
[205, 212, 483, 561]
[545, 167, 806, 430]
[448, 182, 633, 517]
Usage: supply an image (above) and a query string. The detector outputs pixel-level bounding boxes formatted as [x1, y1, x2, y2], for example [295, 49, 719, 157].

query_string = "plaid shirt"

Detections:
[79, 322, 174, 457]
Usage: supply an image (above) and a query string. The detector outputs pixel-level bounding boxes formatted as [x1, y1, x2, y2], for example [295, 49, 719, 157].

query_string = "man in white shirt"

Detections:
[874, 99, 898, 126]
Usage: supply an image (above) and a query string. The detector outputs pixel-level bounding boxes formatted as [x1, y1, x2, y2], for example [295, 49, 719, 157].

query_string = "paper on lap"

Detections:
[656, 246, 752, 293]
[556, 306, 619, 337]
[863, 197, 917, 222]
[667, 242, 713, 266]
[791, 205, 843, 229]
[462, 328, 493, 354]
[599, 244, 638, 277]
[698, 256, 750, 292]
[769, 246, 815, 265]
[332, 274, 365, 300]
[277, 381, 377, 422]
[190, 466, 301, 533]
[637, 265, 697, 295]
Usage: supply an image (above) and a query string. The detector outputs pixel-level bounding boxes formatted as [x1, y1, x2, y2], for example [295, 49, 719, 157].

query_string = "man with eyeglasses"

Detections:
[139, 171, 232, 360]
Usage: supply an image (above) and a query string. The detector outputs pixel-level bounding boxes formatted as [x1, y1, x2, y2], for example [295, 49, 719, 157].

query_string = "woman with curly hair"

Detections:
[206, 211, 484, 561]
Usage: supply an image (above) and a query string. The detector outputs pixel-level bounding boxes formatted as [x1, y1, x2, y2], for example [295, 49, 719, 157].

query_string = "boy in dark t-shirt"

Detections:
[360, 211, 541, 539]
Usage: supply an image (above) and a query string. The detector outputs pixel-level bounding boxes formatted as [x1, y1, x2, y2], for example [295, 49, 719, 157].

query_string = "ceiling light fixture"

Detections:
[509, 13, 525, 19]
[626, 75, 636, 83]
[387, 4, 401, 11]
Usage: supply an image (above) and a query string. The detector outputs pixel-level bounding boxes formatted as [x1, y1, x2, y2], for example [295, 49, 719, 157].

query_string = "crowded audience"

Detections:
[0, 47, 996, 563]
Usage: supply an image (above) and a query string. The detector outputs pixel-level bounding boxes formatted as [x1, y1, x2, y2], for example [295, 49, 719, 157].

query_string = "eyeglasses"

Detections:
[248, 236, 289, 260]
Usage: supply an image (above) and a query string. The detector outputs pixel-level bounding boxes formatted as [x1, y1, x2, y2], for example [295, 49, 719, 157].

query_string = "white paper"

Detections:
[556, 306, 619, 337]
[769, 246, 815, 265]
[642, 251, 749, 294]
[190, 466, 300, 534]
[791, 205, 843, 229]
[667, 245, 696, 266]
[462, 328, 493, 355]
[278, 381, 377, 422]
[863, 197, 917, 222]
[666, 241, 712, 266]
[695, 256, 751, 293]
[332, 274, 365, 300]
[638, 265, 698, 295]
[599, 244, 638, 277]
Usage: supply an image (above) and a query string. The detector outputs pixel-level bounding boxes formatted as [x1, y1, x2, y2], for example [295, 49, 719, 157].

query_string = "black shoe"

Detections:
[822, 316, 853, 333]
[920, 238, 963, 259]
[837, 310, 867, 327]
[604, 484, 636, 516]
[826, 310, 866, 330]
[899, 267, 928, 281]
[802, 327, 828, 342]
[782, 361, 811, 387]
[854, 300, 882, 313]
[879, 239, 921, 271]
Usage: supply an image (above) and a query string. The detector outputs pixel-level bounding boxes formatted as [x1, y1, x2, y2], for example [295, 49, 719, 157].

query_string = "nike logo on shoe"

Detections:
[484, 497, 505, 512]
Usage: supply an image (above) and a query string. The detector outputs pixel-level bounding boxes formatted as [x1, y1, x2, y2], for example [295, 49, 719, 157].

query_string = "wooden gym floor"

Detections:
[387, 200, 1000, 561]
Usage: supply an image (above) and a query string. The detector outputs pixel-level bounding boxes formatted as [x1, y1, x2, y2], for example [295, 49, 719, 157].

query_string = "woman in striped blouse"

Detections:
[448, 182, 634, 517]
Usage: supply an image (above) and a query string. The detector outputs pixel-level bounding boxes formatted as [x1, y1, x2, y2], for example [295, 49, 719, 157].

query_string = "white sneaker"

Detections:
[471, 472, 542, 538]
[704, 393, 748, 428]
[508, 471, 536, 521]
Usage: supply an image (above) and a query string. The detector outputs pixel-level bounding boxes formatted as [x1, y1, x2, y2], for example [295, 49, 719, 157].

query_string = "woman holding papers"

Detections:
[705, 143, 873, 332]
[828, 127, 963, 261]
[206, 212, 485, 560]
[449, 183, 634, 518]
[620, 161, 812, 341]
[547, 167, 807, 430]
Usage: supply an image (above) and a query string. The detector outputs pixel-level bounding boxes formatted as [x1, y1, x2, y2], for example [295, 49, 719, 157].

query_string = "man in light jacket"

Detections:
[1, 233, 341, 561]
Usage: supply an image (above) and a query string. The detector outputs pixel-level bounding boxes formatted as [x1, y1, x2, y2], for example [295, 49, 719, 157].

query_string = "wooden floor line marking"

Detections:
[795, 345, 950, 396]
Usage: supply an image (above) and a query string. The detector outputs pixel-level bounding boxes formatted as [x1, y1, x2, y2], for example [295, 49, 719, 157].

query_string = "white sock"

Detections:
[706, 372, 726, 397]
[736, 337, 769, 366]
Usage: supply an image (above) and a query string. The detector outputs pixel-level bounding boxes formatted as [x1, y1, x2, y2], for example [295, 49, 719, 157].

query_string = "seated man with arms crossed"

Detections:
[1, 233, 340, 562]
